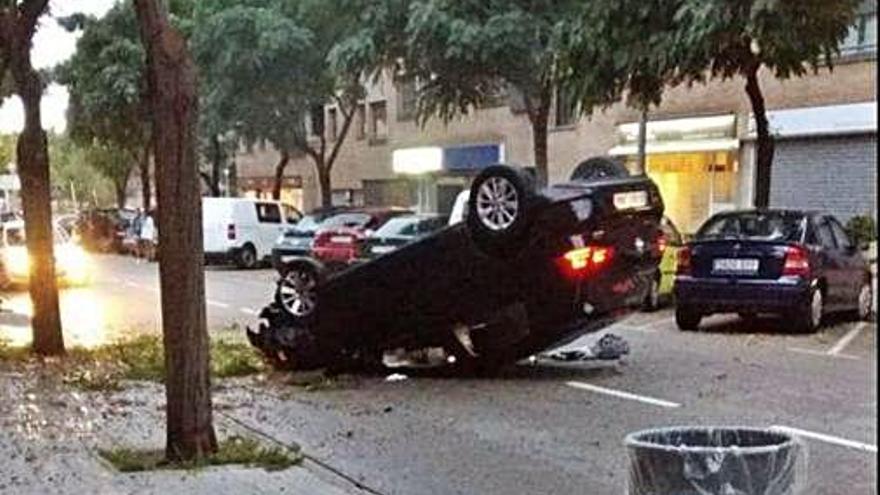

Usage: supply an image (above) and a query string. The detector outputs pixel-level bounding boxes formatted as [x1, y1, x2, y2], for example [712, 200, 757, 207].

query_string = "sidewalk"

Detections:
[0, 369, 362, 495]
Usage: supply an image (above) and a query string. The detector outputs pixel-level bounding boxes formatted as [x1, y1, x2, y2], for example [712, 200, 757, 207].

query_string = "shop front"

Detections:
[390, 143, 504, 215]
[609, 114, 740, 234]
[238, 176, 304, 210]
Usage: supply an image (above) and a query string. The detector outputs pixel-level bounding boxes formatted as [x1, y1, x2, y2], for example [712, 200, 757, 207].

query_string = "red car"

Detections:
[311, 208, 412, 268]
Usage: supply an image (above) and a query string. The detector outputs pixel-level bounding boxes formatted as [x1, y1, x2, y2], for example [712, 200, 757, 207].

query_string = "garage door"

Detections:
[769, 134, 877, 222]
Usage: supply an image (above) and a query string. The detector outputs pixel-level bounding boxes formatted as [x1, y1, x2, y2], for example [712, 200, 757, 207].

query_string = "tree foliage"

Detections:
[0, 132, 14, 171]
[48, 134, 116, 208]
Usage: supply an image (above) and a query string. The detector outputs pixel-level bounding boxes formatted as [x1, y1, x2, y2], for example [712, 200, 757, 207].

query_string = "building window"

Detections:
[309, 105, 324, 137]
[841, 1, 877, 55]
[554, 86, 576, 128]
[355, 104, 366, 140]
[370, 101, 388, 142]
[327, 107, 338, 141]
[397, 80, 417, 121]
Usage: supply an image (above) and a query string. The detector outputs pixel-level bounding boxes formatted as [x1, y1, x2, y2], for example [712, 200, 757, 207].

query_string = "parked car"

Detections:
[642, 216, 684, 311]
[247, 158, 665, 372]
[309, 208, 413, 269]
[202, 197, 301, 269]
[74, 208, 133, 253]
[358, 214, 449, 261]
[271, 206, 352, 270]
[674, 209, 873, 332]
[0, 220, 91, 288]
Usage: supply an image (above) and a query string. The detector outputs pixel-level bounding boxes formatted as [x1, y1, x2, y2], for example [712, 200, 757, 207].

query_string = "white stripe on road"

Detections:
[239, 307, 258, 315]
[787, 347, 860, 360]
[770, 425, 877, 453]
[828, 322, 867, 355]
[566, 381, 681, 409]
[206, 300, 230, 309]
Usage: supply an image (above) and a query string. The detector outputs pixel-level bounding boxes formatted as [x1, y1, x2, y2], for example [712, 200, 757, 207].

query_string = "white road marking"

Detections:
[239, 307, 257, 315]
[828, 322, 867, 355]
[770, 425, 877, 453]
[206, 300, 230, 309]
[787, 347, 860, 360]
[566, 380, 681, 408]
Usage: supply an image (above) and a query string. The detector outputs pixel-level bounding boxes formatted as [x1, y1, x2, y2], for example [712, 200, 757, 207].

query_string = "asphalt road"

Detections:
[0, 255, 876, 494]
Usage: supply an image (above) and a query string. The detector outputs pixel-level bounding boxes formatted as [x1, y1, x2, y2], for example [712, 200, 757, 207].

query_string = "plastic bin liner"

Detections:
[625, 426, 805, 495]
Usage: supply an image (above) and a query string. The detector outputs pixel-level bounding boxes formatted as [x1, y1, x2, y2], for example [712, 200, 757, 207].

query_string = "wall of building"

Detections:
[235, 57, 876, 213]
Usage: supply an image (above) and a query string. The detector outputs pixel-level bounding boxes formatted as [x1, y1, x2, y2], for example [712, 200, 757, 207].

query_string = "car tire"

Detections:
[641, 275, 661, 312]
[853, 281, 873, 321]
[466, 165, 536, 256]
[236, 244, 258, 269]
[792, 287, 823, 333]
[569, 156, 630, 182]
[274, 261, 323, 324]
[675, 306, 701, 331]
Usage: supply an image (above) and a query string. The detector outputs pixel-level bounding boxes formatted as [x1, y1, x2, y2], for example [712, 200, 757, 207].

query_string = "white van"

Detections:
[202, 197, 301, 268]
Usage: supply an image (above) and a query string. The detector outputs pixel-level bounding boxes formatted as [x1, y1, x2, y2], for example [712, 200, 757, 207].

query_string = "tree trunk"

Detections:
[115, 179, 127, 209]
[210, 134, 222, 196]
[140, 141, 152, 210]
[134, 0, 217, 462]
[5, 3, 64, 356]
[317, 165, 332, 208]
[272, 150, 290, 200]
[636, 106, 649, 175]
[528, 100, 550, 188]
[745, 64, 773, 209]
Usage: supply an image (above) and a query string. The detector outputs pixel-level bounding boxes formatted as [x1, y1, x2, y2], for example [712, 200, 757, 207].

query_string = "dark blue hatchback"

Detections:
[674, 209, 873, 333]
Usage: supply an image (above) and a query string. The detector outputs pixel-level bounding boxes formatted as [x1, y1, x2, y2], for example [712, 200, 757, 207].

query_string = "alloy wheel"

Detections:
[278, 269, 317, 317]
[811, 290, 823, 328]
[475, 176, 519, 232]
[858, 284, 872, 320]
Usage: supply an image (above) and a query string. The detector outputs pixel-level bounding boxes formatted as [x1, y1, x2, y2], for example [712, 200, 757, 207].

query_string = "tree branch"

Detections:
[18, 0, 49, 40]
[326, 101, 357, 172]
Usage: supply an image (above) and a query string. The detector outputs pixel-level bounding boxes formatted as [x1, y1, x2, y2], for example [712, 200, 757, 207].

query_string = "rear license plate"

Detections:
[613, 190, 648, 210]
[330, 236, 353, 244]
[713, 258, 759, 274]
[371, 245, 395, 255]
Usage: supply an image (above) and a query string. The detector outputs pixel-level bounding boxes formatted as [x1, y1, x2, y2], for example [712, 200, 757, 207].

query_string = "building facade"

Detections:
[236, 5, 877, 233]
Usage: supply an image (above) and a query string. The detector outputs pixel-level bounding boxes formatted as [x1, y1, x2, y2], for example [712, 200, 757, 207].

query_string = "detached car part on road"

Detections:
[247, 159, 665, 372]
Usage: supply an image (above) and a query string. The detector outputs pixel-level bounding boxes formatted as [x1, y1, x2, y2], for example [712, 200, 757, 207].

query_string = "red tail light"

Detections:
[227, 224, 236, 240]
[783, 245, 810, 277]
[676, 246, 692, 276]
[561, 245, 614, 277]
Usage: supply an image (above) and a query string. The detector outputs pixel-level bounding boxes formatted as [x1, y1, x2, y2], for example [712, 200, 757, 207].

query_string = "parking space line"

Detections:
[828, 322, 867, 355]
[207, 300, 230, 309]
[771, 425, 877, 453]
[239, 307, 257, 315]
[566, 381, 681, 408]
[787, 347, 860, 360]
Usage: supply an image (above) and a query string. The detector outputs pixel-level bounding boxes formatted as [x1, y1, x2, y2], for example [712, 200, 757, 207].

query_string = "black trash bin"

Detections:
[625, 426, 803, 495]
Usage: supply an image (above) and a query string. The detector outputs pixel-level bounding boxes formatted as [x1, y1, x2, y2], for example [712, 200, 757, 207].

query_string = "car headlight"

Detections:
[4, 247, 29, 276]
[57, 244, 90, 283]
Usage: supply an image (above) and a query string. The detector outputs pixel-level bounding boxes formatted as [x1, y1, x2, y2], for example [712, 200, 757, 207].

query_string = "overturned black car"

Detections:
[247, 158, 665, 372]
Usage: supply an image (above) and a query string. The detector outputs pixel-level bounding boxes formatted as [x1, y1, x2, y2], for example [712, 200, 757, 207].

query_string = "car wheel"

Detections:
[855, 282, 873, 321]
[793, 287, 823, 333]
[236, 244, 258, 269]
[466, 165, 536, 256]
[569, 156, 630, 182]
[275, 263, 321, 323]
[675, 306, 701, 331]
[641, 276, 661, 312]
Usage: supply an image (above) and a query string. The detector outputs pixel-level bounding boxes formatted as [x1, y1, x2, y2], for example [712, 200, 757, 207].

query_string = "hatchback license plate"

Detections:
[613, 190, 648, 210]
[713, 258, 759, 274]
[371, 245, 395, 255]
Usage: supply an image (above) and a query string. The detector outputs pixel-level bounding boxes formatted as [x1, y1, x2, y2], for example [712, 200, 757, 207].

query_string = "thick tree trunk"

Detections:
[272, 150, 290, 200]
[528, 101, 550, 188]
[5, 2, 64, 356]
[745, 64, 773, 209]
[134, 0, 217, 462]
[140, 141, 152, 210]
[210, 134, 222, 196]
[317, 165, 332, 208]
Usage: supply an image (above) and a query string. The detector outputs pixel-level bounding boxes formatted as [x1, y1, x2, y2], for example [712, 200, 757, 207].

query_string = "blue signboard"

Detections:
[442, 144, 500, 171]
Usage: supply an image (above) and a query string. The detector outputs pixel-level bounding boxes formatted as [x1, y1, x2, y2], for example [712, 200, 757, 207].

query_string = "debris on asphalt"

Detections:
[385, 373, 408, 382]
[544, 333, 630, 362]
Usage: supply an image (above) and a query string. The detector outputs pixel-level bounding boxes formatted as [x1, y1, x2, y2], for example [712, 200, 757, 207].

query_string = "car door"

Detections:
[254, 202, 285, 259]
[828, 217, 862, 307]
[814, 217, 847, 309]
